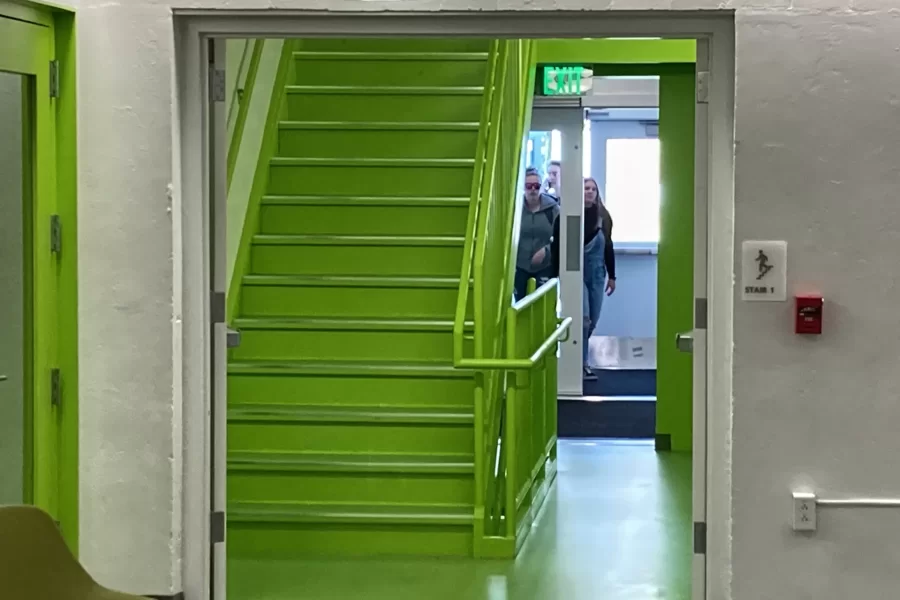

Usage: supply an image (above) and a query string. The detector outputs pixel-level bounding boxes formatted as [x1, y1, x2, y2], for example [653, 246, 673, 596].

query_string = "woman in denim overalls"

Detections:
[551, 177, 616, 380]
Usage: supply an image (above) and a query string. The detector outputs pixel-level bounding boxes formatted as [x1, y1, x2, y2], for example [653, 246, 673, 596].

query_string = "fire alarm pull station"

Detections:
[795, 295, 824, 335]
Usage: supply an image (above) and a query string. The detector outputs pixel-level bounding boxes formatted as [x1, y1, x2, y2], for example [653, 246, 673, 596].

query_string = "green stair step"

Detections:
[270, 157, 475, 168]
[292, 52, 487, 87]
[230, 317, 471, 362]
[278, 121, 479, 131]
[228, 359, 471, 378]
[228, 360, 476, 420]
[260, 195, 469, 207]
[293, 51, 489, 61]
[258, 195, 470, 236]
[229, 502, 474, 526]
[238, 275, 472, 320]
[249, 234, 465, 277]
[228, 452, 474, 474]
[228, 456, 475, 505]
[298, 39, 491, 53]
[252, 234, 464, 247]
[241, 274, 468, 287]
[228, 403, 474, 425]
[285, 85, 484, 96]
[267, 157, 474, 197]
[277, 123, 480, 159]
[284, 86, 485, 123]
[233, 316, 471, 332]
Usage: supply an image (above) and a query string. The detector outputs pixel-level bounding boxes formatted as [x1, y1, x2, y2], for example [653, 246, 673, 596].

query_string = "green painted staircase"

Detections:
[227, 38, 493, 558]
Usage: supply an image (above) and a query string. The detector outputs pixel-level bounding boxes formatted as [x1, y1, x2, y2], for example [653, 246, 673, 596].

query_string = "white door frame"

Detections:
[174, 12, 735, 600]
[529, 107, 585, 397]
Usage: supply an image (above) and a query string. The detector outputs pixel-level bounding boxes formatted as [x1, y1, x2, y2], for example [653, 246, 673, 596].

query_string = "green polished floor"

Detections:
[228, 439, 692, 600]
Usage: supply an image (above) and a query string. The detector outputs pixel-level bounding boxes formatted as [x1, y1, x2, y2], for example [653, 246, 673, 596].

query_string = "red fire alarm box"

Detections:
[795, 295, 824, 334]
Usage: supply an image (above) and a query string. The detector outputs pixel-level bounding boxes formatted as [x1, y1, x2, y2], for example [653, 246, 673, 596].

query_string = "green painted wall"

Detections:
[657, 68, 695, 452]
[535, 39, 696, 65]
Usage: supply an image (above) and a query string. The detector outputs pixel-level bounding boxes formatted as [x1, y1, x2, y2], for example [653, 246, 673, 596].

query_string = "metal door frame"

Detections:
[175, 12, 735, 600]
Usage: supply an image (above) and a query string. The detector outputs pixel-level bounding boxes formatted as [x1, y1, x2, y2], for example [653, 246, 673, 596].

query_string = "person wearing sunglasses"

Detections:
[550, 177, 616, 381]
[514, 168, 560, 300]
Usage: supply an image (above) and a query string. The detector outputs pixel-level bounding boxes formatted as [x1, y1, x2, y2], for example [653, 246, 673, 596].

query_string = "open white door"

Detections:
[528, 107, 585, 398]
[209, 37, 228, 600]
[690, 39, 710, 600]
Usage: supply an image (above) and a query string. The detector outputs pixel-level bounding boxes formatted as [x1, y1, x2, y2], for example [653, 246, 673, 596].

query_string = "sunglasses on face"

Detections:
[525, 183, 542, 191]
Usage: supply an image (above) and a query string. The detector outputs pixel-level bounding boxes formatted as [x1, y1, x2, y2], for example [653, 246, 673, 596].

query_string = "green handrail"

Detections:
[453, 40, 569, 373]
[226, 40, 297, 324]
[227, 40, 264, 182]
[452, 39, 571, 553]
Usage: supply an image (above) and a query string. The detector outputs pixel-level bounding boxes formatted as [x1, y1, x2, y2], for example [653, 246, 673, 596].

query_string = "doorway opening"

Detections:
[175, 13, 735, 600]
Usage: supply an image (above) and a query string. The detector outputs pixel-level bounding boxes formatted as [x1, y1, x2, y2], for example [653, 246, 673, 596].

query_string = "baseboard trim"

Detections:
[147, 593, 184, 600]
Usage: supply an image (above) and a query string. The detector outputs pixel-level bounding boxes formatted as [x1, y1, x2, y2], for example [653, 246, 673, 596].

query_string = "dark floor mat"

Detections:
[558, 397, 656, 439]
[583, 369, 656, 397]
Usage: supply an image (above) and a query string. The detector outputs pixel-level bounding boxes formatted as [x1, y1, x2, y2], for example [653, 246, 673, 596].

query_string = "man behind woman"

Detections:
[515, 169, 616, 381]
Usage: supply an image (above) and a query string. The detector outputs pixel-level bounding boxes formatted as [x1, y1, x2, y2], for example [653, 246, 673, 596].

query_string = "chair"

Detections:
[0, 505, 149, 600]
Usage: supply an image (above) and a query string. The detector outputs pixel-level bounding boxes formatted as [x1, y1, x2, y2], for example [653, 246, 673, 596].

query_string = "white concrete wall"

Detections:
[72, 0, 900, 598]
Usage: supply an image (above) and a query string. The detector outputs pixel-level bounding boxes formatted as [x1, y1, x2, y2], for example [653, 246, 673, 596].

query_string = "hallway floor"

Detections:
[228, 439, 692, 600]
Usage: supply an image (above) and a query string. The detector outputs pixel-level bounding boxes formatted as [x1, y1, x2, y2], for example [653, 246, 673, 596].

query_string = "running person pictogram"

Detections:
[756, 249, 774, 280]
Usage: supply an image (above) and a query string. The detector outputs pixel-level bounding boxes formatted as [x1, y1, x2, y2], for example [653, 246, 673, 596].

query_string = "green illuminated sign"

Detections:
[542, 65, 592, 96]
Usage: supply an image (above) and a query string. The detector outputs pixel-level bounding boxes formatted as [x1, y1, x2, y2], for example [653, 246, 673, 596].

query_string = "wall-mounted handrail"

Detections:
[453, 41, 498, 365]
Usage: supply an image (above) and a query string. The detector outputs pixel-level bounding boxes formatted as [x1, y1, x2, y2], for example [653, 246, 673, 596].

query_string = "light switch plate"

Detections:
[792, 491, 817, 532]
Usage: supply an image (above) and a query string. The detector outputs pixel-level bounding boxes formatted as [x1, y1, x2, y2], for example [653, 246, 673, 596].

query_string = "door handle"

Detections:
[226, 328, 241, 349]
[675, 332, 694, 354]
[0, 375, 7, 382]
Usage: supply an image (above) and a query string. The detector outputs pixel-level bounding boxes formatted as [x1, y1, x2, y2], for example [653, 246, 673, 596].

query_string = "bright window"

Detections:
[604, 138, 660, 244]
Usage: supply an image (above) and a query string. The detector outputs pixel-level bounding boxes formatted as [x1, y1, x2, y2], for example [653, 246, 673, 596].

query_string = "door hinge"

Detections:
[226, 328, 242, 349]
[211, 291, 226, 324]
[695, 298, 708, 330]
[50, 215, 62, 254]
[696, 71, 710, 104]
[50, 368, 61, 408]
[208, 66, 226, 103]
[49, 60, 60, 99]
[693, 521, 707, 554]
[210, 511, 225, 544]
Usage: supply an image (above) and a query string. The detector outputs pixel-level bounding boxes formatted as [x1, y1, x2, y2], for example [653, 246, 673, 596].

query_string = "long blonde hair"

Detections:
[584, 177, 612, 238]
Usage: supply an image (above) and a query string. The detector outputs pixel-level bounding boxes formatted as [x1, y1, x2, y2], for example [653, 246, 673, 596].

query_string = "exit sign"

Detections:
[542, 65, 593, 96]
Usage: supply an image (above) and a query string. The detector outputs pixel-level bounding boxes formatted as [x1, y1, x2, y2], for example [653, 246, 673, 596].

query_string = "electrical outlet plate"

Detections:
[792, 491, 817, 532]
